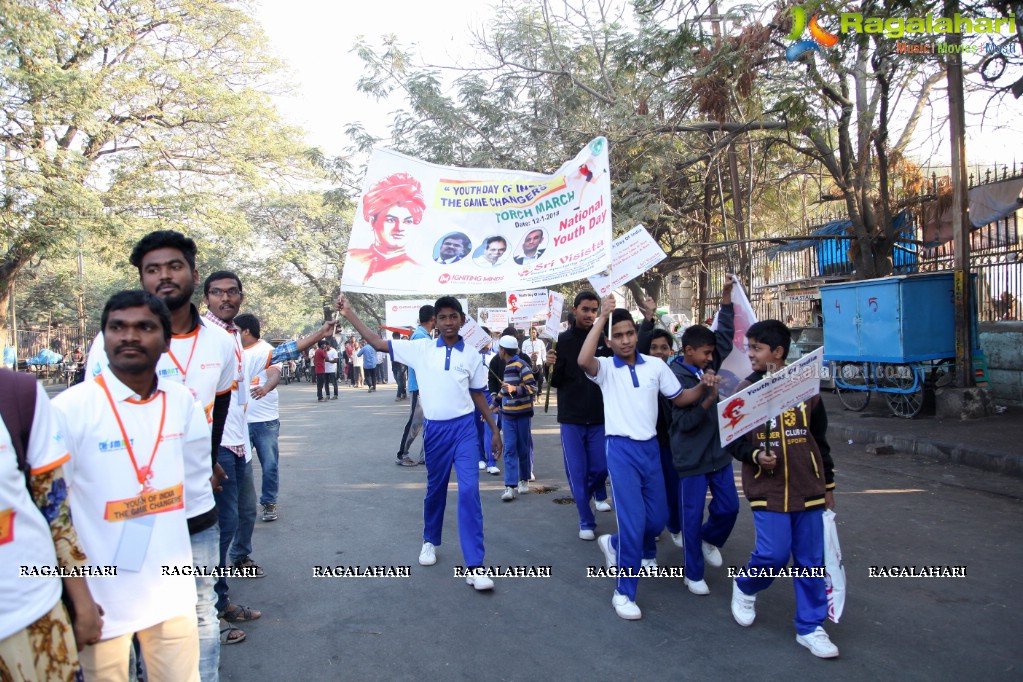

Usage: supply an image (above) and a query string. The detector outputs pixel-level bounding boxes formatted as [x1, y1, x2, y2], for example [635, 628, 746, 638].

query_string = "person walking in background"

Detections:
[496, 335, 536, 501]
[324, 342, 339, 399]
[358, 339, 377, 392]
[314, 340, 329, 402]
[395, 306, 434, 467]
[352, 341, 365, 388]
[521, 326, 547, 398]
[392, 332, 408, 401]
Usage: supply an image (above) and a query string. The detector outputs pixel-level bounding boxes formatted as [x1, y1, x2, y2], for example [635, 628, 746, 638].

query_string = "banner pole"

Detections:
[543, 339, 557, 413]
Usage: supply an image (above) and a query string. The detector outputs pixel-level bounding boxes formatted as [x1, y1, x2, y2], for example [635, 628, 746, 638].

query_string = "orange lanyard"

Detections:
[166, 330, 200, 379]
[96, 375, 167, 494]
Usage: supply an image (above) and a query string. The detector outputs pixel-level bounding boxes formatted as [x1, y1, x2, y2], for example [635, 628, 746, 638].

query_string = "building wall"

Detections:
[980, 321, 1023, 406]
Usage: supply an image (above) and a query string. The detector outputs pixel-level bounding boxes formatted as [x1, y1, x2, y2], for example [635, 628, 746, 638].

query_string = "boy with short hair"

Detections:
[338, 294, 502, 591]
[726, 319, 838, 658]
[579, 296, 709, 620]
[668, 275, 740, 596]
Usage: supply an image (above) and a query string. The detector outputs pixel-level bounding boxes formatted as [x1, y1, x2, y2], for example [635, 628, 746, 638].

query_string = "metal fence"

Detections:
[12, 325, 86, 376]
[917, 210, 1020, 321]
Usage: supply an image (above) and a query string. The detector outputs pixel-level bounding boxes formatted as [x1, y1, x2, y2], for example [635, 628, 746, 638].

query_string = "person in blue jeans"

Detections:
[358, 339, 378, 392]
[496, 335, 536, 501]
[237, 313, 283, 522]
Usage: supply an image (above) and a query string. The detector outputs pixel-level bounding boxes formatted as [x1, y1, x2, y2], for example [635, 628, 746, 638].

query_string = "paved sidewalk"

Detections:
[822, 391, 1023, 478]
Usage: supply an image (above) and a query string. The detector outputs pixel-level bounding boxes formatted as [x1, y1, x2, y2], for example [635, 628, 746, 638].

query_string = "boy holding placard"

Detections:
[725, 320, 838, 658]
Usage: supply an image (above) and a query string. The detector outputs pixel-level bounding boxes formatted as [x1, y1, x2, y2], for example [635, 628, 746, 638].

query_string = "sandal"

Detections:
[219, 624, 247, 645]
[219, 604, 262, 622]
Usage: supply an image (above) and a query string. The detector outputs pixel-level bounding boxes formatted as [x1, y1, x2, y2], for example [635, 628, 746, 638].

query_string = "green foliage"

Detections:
[0, 0, 308, 334]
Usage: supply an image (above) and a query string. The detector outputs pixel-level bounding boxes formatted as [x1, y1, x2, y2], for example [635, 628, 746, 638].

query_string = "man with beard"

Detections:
[87, 230, 337, 676]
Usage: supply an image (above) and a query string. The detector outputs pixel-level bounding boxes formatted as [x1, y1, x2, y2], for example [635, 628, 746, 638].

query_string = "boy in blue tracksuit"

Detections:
[668, 275, 740, 596]
[726, 319, 838, 658]
[338, 294, 503, 591]
[579, 295, 707, 620]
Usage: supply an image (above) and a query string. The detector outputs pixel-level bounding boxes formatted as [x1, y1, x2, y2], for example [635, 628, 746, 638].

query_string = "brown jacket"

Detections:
[727, 372, 835, 513]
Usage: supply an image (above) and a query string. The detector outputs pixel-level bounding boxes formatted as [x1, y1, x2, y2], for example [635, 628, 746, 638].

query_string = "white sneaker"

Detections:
[731, 581, 756, 626]
[670, 532, 684, 548]
[501, 487, 516, 502]
[597, 534, 617, 569]
[594, 498, 612, 512]
[466, 574, 495, 591]
[517, 480, 529, 494]
[702, 541, 723, 568]
[796, 626, 840, 658]
[478, 460, 486, 470]
[685, 578, 710, 595]
[529, 472, 535, 481]
[418, 542, 437, 566]
[611, 591, 641, 620]
[486, 466, 500, 475]
[578, 529, 595, 541]
[641, 558, 658, 570]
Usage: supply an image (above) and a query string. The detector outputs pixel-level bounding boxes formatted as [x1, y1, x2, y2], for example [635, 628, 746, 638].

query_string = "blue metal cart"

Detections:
[821, 273, 978, 418]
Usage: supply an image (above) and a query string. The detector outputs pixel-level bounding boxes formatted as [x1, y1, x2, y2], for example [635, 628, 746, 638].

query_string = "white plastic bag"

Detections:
[823, 509, 846, 623]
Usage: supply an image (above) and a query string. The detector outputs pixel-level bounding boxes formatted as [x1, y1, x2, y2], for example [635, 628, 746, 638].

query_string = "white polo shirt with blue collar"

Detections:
[586, 353, 682, 441]
[389, 337, 488, 421]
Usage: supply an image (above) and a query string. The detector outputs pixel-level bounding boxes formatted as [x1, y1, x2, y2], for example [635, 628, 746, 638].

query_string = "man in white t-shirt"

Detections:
[325, 343, 339, 399]
[338, 294, 502, 591]
[54, 290, 208, 680]
[235, 314, 283, 522]
[0, 369, 103, 681]
[86, 230, 240, 669]
[579, 295, 704, 621]
[521, 326, 548, 396]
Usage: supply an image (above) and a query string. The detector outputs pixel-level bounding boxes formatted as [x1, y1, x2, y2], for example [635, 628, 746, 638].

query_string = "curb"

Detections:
[828, 422, 1022, 479]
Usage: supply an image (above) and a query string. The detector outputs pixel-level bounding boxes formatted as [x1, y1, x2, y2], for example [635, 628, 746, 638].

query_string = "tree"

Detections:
[0, 0, 306, 342]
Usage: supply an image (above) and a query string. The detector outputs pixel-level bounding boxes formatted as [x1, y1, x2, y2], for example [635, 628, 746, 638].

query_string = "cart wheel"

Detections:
[930, 360, 955, 388]
[879, 363, 923, 418]
[834, 362, 871, 412]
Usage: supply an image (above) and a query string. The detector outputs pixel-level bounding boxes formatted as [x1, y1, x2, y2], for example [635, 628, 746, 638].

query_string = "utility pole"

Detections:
[946, 0, 973, 390]
[696, 1, 751, 283]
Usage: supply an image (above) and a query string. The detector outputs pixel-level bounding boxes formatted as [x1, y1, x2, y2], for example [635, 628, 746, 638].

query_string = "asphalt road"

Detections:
[209, 378, 1021, 681]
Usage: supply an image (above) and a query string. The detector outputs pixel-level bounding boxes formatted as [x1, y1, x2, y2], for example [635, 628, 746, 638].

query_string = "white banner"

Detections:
[717, 348, 823, 447]
[587, 224, 667, 297]
[507, 289, 549, 327]
[458, 315, 493, 353]
[476, 307, 508, 331]
[711, 281, 757, 398]
[385, 299, 468, 328]
[341, 138, 612, 294]
[542, 292, 564, 340]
